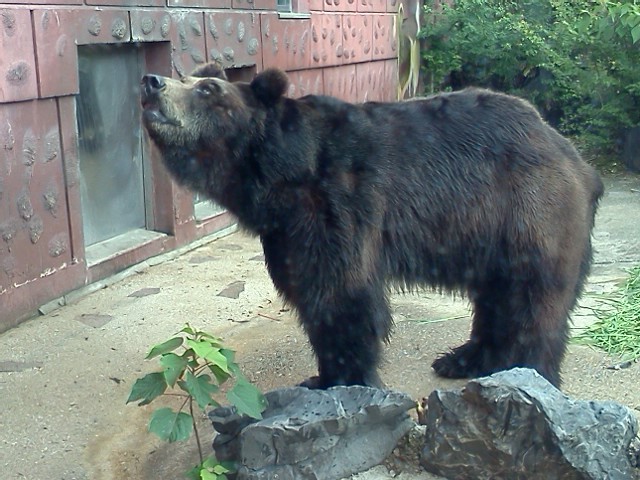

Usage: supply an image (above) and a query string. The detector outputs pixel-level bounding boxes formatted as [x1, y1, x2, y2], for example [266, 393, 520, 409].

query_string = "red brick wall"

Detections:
[0, 0, 399, 331]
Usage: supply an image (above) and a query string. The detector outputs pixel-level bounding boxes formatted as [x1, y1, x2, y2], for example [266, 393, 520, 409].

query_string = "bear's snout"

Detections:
[141, 74, 166, 104]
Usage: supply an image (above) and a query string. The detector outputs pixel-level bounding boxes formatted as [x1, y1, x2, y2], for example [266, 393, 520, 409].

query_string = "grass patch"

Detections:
[573, 266, 640, 360]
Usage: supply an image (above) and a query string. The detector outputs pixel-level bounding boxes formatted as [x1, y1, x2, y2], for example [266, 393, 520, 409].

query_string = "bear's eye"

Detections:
[196, 81, 220, 97]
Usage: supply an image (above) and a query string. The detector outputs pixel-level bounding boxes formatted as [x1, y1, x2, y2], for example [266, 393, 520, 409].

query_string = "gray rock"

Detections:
[421, 368, 639, 480]
[210, 386, 415, 480]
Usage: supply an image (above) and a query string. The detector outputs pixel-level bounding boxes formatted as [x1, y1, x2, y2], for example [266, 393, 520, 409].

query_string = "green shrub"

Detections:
[127, 325, 268, 479]
[420, 0, 640, 159]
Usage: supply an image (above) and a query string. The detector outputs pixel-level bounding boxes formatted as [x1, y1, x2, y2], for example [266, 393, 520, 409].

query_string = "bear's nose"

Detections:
[141, 74, 166, 98]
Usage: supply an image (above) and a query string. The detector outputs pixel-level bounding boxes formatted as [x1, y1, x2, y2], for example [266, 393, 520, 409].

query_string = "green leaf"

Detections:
[201, 457, 219, 470]
[185, 466, 201, 480]
[180, 371, 220, 410]
[196, 331, 224, 345]
[208, 348, 237, 384]
[631, 24, 640, 44]
[160, 353, 188, 387]
[126, 372, 167, 405]
[199, 457, 231, 480]
[180, 324, 196, 336]
[186, 456, 231, 480]
[208, 364, 231, 385]
[187, 339, 229, 372]
[148, 407, 193, 442]
[226, 377, 267, 420]
[220, 348, 236, 364]
[212, 464, 230, 475]
[146, 337, 183, 360]
[181, 348, 199, 367]
[200, 471, 217, 480]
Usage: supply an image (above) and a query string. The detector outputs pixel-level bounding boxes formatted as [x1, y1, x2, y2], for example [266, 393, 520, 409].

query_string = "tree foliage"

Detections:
[420, 0, 640, 159]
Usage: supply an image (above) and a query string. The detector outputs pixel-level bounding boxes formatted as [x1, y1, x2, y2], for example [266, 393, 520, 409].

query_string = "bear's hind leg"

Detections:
[300, 284, 392, 389]
[432, 280, 512, 381]
[432, 273, 572, 387]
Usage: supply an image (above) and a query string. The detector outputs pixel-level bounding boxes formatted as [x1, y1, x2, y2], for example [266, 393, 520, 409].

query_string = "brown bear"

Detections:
[140, 63, 603, 389]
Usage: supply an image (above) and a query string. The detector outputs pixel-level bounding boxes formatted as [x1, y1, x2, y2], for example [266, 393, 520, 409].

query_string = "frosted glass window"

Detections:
[76, 44, 147, 246]
[277, 0, 292, 12]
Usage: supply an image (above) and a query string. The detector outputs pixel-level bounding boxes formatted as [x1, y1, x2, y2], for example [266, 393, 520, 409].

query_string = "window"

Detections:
[76, 44, 152, 254]
[277, 0, 292, 13]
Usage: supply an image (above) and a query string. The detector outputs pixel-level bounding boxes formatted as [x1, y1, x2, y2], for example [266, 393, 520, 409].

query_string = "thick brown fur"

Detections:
[141, 64, 604, 388]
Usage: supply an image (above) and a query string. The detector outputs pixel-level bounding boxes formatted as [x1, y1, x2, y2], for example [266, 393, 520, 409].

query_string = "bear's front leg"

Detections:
[297, 283, 392, 389]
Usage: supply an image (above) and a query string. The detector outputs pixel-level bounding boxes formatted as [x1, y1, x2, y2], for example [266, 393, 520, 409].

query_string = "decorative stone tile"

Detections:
[356, 0, 386, 12]
[169, 11, 207, 77]
[310, 13, 342, 68]
[0, 9, 38, 102]
[168, 0, 231, 7]
[261, 14, 310, 71]
[342, 14, 372, 64]
[372, 14, 396, 61]
[286, 68, 323, 98]
[0, 99, 73, 289]
[32, 9, 79, 98]
[356, 60, 386, 102]
[207, 11, 262, 69]
[322, 63, 356, 101]
[130, 9, 173, 42]
[323, 0, 356, 12]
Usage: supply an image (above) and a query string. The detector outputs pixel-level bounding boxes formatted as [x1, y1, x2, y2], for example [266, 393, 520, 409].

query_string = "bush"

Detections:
[127, 325, 268, 479]
[420, 0, 640, 159]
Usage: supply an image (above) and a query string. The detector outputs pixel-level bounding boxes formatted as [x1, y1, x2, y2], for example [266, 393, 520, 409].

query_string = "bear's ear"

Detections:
[190, 62, 227, 80]
[250, 69, 289, 106]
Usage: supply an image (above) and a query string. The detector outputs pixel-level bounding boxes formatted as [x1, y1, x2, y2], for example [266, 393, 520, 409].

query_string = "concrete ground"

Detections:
[1, 173, 639, 480]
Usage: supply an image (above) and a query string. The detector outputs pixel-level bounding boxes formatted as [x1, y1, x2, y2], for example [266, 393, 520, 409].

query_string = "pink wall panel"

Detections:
[356, 60, 386, 102]
[356, 0, 386, 12]
[32, 9, 80, 98]
[0, 99, 74, 291]
[56, 96, 86, 263]
[207, 11, 263, 69]
[310, 13, 342, 68]
[67, 9, 131, 45]
[168, 0, 231, 7]
[0, 9, 38, 102]
[32, 9, 131, 47]
[342, 14, 372, 64]
[130, 9, 174, 42]
[372, 14, 396, 61]
[323, 0, 356, 12]
[382, 57, 398, 101]
[261, 14, 311, 71]
[322, 63, 356, 101]
[169, 11, 207, 77]
[86, 0, 164, 6]
[0, 0, 80, 4]
[232, 0, 274, 9]
[286, 68, 323, 97]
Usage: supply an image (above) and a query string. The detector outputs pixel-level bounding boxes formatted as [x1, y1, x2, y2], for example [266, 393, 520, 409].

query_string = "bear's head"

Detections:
[141, 63, 289, 148]
[140, 63, 289, 193]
